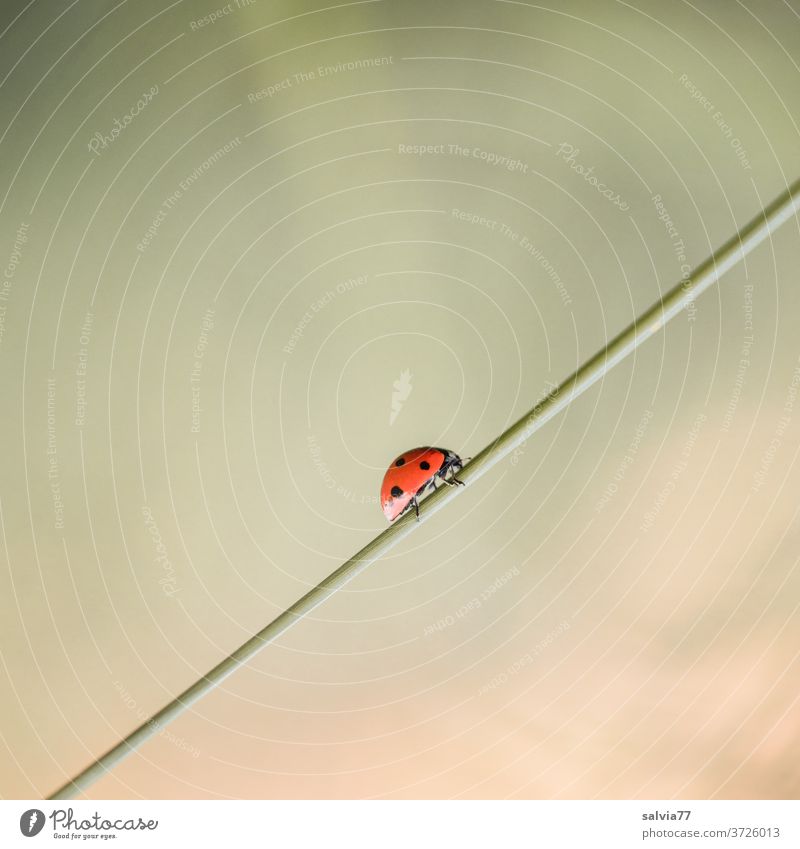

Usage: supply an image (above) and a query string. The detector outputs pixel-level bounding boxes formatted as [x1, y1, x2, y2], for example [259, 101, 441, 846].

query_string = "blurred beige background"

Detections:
[0, 0, 799, 799]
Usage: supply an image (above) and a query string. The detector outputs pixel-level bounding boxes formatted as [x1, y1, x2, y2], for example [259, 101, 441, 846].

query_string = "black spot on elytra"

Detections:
[420, 460, 430, 470]
[395, 457, 405, 466]
[390, 485, 403, 498]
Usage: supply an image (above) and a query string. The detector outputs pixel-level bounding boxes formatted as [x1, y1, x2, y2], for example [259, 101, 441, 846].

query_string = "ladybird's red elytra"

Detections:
[380, 446, 466, 522]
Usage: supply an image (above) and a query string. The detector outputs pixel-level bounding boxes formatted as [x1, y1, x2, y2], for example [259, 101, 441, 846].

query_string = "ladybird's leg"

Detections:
[451, 458, 466, 485]
[419, 480, 436, 497]
[441, 463, 466, 486]
[413, 496, 420, 520]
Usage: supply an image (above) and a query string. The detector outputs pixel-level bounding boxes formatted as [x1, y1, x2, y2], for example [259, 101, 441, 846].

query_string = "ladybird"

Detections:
[380, 447, 466, 522]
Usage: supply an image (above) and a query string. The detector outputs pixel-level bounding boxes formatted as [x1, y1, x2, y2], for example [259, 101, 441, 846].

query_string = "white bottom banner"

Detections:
[2, 800, 797, 848]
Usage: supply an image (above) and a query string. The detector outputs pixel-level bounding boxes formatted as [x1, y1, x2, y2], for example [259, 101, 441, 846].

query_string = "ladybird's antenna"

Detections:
[47, 179, 800, 800]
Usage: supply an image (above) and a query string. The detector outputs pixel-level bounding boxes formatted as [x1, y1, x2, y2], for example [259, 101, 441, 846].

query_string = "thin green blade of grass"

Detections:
[48, 178, 800, 800]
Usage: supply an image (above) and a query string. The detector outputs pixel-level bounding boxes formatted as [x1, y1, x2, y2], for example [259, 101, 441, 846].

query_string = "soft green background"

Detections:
[1, 0, 799, 798]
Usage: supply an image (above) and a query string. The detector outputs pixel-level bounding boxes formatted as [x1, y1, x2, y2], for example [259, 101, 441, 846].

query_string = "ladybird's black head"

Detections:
[434, 448, 462, 469]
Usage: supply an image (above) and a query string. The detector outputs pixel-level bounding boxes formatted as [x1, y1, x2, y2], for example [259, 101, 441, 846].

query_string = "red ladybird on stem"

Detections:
[380, 447, 467, 522]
